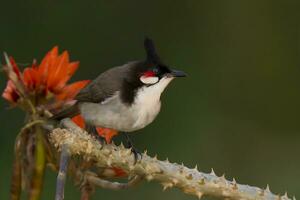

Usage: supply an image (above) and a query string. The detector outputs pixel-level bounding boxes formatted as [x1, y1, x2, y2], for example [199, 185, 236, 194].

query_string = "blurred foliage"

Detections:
[0, 0, 300, 199]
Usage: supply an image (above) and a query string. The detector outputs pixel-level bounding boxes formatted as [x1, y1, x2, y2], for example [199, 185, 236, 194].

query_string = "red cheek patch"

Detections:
[143, 70, 155, 77]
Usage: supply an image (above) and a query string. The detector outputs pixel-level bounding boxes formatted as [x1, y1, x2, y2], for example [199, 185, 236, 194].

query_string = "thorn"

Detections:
[181, 162, 184, 167]
[162, 185, 167, 191]
[194, 165, 198, 171]
[127, 147, 132, 154]
[120, 142, 124, 148]
[162, 183, 173, 191]
[232, 178, 238, 190]
[265, 184, 271, 193]
[221, 174, 226, 179]
[196, 191, 203, 199]
[220, 174, 226, 182]
[154, 154, 158, 160]
[210, 168, 216, 176]
[143, 149, 148, 155]
[293, 196, 296, 200]
[283, 192, 288, 198]
[165, 157, 169, 163]
[232, 178, 236, 184]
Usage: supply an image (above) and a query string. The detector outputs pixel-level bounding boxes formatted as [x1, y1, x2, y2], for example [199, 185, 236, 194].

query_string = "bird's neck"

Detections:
[133, 76, 174, 105]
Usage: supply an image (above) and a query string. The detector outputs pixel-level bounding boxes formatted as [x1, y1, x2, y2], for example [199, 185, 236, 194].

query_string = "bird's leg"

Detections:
[85, 124, 106, 144]
[124, 133, 142, 162]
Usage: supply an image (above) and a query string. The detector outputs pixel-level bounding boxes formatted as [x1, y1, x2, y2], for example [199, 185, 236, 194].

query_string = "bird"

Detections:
[51, 37, 186, 158]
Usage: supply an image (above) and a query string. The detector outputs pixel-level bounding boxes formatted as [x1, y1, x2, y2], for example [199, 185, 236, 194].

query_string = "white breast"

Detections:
[79, 76, 174, 132]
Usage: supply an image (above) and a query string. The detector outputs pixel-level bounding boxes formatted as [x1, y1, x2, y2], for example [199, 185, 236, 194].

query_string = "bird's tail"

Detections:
[50, 104, 80, 121]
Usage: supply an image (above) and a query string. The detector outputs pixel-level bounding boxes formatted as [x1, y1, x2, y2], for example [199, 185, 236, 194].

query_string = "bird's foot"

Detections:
[86, 124, 106, 145]
[124, 133, 142, 163]
[131, 147, 142, 163]
[95, 134, 106, 145]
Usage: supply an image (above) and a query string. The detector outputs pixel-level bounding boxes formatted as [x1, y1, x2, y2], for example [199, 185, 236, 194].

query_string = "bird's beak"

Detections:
[170, 69, 187, 77]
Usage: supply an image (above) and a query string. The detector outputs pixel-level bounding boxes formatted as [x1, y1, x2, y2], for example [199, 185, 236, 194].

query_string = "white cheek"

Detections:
[140, 76, 159, 84]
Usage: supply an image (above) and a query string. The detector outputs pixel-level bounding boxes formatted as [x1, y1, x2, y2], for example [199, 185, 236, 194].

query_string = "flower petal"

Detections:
[39, 46, 59, 87]
[68, 61, 79, 77]
[2, 80, 19, 103]
[55, 80, 90, 101]
[23, 68, 34, 90]
[9, 57, 21, 80]
[48, 51, 72, 92]
[54, 61, 80, 92]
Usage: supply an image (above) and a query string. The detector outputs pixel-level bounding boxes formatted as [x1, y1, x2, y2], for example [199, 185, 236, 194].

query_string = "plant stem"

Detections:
[29, 124, 46, 200]
[10, 144, 22, 200]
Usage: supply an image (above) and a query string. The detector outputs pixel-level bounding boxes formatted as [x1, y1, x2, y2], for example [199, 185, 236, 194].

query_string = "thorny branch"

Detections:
[49, 119, 295, 200]
[52, 119, 144, 200]
[2, 50, 296, 200]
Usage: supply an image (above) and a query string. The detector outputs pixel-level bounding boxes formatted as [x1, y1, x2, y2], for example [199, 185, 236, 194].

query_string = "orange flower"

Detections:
[2, 46, 90, 108]
[2, 80, 20, 103]
[2, 46, 126, 178]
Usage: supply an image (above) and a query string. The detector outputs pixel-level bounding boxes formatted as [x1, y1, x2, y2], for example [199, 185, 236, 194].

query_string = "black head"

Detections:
[137, 37, 186, 85]
[121, 38, 186, 104]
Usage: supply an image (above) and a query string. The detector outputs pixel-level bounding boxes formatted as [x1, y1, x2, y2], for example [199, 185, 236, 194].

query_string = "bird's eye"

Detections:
[152, 68, 159, 74]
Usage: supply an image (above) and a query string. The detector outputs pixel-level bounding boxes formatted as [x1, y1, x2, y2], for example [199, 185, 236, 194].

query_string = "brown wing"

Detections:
[75, 63, 136, 103]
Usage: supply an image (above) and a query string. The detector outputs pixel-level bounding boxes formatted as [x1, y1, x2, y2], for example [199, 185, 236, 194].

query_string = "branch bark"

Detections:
[49, 119, 295, 200]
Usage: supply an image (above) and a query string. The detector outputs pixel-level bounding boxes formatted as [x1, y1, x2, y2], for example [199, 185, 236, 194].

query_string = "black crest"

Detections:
[144, 37, 161, 64]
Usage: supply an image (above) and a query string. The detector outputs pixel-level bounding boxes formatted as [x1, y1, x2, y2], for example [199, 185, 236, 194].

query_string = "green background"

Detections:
[1, 0, 300, 199]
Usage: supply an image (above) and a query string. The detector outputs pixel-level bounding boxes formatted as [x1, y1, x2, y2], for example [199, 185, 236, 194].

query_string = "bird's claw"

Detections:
[131, 147, 142, 163]
[86, 124, 106, 146]
[123, 133, 142, 163]
[95, 134, 106, 146]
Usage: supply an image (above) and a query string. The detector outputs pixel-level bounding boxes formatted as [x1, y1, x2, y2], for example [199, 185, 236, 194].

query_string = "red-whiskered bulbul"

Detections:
[52, 38, 186, 157]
